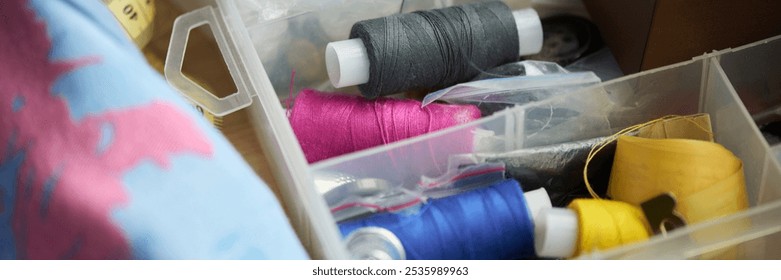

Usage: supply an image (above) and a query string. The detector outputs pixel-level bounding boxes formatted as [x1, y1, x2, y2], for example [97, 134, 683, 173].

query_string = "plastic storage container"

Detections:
[164, 0, 781, 259]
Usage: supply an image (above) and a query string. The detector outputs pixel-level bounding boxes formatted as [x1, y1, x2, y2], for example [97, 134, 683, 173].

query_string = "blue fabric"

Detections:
[0, 0, 307, 259]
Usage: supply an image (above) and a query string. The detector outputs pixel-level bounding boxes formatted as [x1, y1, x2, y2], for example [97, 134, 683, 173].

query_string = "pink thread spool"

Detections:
[289, 89, 481, 163]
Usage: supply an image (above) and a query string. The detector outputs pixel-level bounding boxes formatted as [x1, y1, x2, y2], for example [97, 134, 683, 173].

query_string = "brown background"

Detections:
[585, 0, 781, 74]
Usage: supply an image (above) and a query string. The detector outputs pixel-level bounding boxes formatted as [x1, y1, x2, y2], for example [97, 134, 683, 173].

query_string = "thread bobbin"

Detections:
[534, 199, 652, 259]
[325, 6, 543, 90]
[339, 180, 552, 260]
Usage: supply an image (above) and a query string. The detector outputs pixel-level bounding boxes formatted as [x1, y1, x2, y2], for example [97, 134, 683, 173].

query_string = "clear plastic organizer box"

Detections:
[164, 0, 781, 259]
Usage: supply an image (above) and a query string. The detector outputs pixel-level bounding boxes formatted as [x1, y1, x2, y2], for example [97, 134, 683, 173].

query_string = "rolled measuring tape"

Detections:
[103, 0, 156, 48]
[187, 77, 225, 129]
[103, 0, 222, 128]
[193, 102, 224, 129]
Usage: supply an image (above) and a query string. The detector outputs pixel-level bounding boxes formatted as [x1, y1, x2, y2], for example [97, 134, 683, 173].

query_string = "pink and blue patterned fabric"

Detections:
[0, 0, 307, 259]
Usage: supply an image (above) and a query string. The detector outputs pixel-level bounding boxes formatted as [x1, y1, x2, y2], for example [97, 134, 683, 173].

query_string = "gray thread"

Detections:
[350, 1, 519, 99]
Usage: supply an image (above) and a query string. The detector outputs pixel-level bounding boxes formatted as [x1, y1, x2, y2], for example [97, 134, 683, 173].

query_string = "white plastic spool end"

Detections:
[534, 207, 579, 259]
[513, 8, 544, 57]
[523, 188, 552, 224]
[325, 38, 371, 88]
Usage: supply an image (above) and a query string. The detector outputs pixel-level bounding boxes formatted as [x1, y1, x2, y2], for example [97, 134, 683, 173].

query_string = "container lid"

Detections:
[534, 207, 579, 258]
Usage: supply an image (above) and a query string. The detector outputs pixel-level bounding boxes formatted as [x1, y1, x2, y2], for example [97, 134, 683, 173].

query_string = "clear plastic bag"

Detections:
[470, 135, 618, 207]
[418, 155, 506, 198]
[421, 61, 601, 112]
[565, 48, 624, 81]
[239, 0, 404, 98]
[314, 158, 507, 222]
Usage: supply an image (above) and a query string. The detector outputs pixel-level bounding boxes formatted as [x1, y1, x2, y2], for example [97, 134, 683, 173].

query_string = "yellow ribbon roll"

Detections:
[579, 114, 750, 258]
[569, 199, 650, 256]
[607, 121, 748, 224]
[635, 113, 714, 141]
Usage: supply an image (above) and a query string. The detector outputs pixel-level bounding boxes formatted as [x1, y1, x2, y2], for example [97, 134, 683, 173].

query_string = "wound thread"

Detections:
[338, 179, 536, 260]
[288, 89, 481, 163]
[351, 1, 520, 98]
[569, 199, 650, 257]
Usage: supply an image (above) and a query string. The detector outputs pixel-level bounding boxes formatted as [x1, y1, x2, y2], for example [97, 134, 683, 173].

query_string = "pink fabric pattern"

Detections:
[0, 0, 212, 259]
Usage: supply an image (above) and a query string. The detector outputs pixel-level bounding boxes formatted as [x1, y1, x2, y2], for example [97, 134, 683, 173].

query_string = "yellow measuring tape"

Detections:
[193, 103, 224, 129]
[104, 0, 223, 129]
[104, 0, 156, 48]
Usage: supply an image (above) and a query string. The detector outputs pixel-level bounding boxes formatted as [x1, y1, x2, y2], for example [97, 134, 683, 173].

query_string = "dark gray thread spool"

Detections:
[326, 2, 542, 99]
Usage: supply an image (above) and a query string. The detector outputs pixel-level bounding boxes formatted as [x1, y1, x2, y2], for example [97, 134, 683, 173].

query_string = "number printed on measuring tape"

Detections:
[122, 4, 138, 21]
[404, 266, 468, 276]
[105, 0, 154, 39]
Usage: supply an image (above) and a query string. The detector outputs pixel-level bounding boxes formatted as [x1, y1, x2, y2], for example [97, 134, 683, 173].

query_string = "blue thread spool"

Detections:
[338, 179, 550, 259]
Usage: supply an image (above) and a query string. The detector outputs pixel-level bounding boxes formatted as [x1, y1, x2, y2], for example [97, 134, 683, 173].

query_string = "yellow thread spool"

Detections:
[570, 199, 650, 256]
[535, 199, 650, 258]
